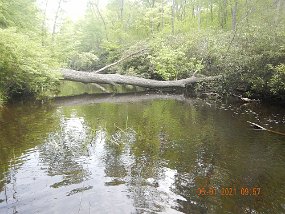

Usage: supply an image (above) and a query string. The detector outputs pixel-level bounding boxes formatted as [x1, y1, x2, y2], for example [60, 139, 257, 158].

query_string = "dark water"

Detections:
[0, 91, 285, 213]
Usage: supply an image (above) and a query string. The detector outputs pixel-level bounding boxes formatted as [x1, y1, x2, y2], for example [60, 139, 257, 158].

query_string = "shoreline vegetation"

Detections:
[0, 0, 284, 106]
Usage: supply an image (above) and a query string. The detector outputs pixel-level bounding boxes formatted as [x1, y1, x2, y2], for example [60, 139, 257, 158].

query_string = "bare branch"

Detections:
[94, 48, 147, 73]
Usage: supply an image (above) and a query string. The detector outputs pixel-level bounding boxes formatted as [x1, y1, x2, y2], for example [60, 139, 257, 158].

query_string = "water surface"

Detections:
[0, 92, 285, 213]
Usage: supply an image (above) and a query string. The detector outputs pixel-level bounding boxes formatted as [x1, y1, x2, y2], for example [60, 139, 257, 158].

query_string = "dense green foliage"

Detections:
[0, 28, 59, 97]
[0, 0, 40, 31]
[0, 0, 285, 104]
[0, 91, 4, 105]
[52, 0, 284, 101]
[0, 0, 59, 102]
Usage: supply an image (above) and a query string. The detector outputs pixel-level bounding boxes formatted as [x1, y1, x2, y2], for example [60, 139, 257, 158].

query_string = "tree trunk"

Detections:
[41, 0, 49, 46]
[231, 0, 237, 31]
[245, 0, 249, 25]
[60, 69, 221, 89]
[223, 0, 228, 27]
[161, 0, 164, 30]
[149, 0, 155, 35]
[275, 0, 283, 23]
[219, 0, 228, 28]
[197, 5, 201, 30]
[171, 0, 175, 34]
[120, 0, 124, 20]
[94, 48, 147, 74]
[210, 0, 213, 22]
[52, 0, 63, 42]
[90, 1, 109, 41]
[150, 16, 154, 35]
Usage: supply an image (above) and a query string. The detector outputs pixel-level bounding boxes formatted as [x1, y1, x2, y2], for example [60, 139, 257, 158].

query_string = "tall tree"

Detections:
[52, 0, 64, 42]
[41, 0, 49, 45]
[219, 0, 228, 28]
[231, 0, 238, 31]
[171, 0, 175, 34]
[0, 0, 41, 31]
[161, 0, 164, 30]
[120, 0, 124, 20]
[197, 3, 201, 30]
[275, 0, 284, 23]
[89, 0, 109, 41]
[210, 0, 214, 22]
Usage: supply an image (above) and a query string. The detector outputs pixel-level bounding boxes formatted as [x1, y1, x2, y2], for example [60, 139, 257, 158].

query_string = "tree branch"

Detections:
[94, 48, 147, 73]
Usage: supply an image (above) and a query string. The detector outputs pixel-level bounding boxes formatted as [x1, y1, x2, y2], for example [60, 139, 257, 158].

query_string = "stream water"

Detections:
[0, 83, 285, 213]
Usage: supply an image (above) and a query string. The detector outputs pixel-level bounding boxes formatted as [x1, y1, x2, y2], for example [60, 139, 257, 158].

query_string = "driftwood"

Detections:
[60, 69, 222, 89]
[233, 94, 259, 102]
[247, 121, 266, 130]
[247, 121, 285, 136]
[240, 97, 259, 102]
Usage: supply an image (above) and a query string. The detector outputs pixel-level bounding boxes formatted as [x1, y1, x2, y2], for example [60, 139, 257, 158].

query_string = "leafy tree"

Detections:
[0, 0, 41, 32]
[0, 28, 59, 98]
[0, 0, 60, 101]
[1, 0, 285, 102]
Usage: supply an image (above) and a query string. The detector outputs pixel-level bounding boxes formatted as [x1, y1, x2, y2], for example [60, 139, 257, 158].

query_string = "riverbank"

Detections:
[1, 1, 284, 106]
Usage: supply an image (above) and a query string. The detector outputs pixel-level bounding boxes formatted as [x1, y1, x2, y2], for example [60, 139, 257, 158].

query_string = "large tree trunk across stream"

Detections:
[60, 69, 221, 89]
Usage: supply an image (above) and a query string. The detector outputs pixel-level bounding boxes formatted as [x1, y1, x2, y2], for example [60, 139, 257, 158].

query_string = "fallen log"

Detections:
[247, 121, 285, 136]
[60, 69, 222, 89]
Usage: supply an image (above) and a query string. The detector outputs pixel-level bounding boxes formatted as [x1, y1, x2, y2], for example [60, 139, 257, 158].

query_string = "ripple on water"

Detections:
[0, 98, 284, 213]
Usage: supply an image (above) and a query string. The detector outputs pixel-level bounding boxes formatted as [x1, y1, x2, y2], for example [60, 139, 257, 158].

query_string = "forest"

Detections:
[0, 0, 285, 105]
[1, 1, 285, 213]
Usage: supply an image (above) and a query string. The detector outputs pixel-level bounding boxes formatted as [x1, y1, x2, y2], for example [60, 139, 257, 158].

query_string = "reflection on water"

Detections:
[58, 81, 143, 97]
[0, 93, 285, 213]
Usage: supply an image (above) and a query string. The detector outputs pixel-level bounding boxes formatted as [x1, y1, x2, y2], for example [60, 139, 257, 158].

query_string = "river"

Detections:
[0, 82, 285, 213]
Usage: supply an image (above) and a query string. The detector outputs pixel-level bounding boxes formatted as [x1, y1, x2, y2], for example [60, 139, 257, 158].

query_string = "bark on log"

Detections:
[60, 69, 222, 89]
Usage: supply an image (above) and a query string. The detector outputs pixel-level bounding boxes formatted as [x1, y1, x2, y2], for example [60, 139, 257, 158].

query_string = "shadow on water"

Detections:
[0, 89, 285, 213]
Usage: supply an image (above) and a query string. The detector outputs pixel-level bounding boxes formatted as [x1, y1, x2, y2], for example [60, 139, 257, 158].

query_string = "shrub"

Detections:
[118, 37, 204, 80]
[268, 64, 285, 95]
[68, 52, 99, 71]
[0, 28, 59, 98]
[150, 45, 204, 80]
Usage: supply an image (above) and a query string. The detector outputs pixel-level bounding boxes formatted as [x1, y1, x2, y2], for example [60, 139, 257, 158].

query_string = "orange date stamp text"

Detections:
[196, 187, 261, 196]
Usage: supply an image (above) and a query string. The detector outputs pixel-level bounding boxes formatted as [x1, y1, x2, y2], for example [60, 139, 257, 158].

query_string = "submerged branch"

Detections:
[247, 121, 285, 136]
[91, 83, 110, 93]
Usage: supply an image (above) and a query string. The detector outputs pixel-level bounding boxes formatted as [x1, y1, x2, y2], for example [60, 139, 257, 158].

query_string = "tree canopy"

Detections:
[0, 0, 285, 103]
